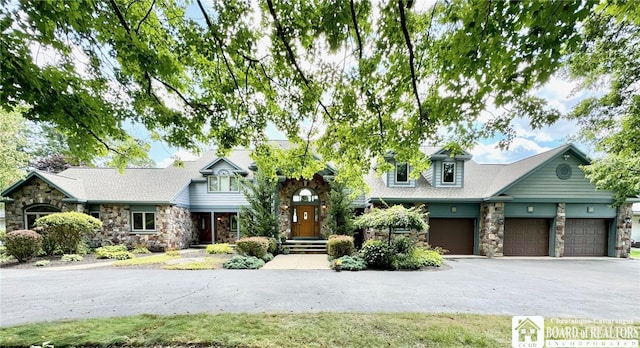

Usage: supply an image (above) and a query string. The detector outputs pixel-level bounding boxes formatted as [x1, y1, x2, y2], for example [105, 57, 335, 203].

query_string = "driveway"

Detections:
[1, 258, 638, 326]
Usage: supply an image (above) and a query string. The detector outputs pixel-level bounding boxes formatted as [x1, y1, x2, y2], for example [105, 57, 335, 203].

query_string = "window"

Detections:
[230, 215, 238, 231]
[208, 170, 239, 192]
[292, 188, 319, 204]
[396, 162, 408, 183]
[24, 205, 60, 229]
[132, 212, 155, 231]
[442, 162, 455, 183]
[89, 211, 101, 219]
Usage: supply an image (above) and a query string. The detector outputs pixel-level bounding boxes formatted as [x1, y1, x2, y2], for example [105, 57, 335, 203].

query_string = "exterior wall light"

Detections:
[527, 206, 534, 213]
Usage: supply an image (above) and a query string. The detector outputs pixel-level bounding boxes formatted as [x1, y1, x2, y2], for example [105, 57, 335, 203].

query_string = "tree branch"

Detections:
[63, 106, 122, 155]
[397, 0, 426, 123]
[349, 0, 364, 60]
[135, 0, 156, 34]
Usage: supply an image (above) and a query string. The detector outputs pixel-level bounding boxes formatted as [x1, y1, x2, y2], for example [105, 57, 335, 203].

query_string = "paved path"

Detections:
[261, 254, 330, 270]
[1, 258, 638, 326]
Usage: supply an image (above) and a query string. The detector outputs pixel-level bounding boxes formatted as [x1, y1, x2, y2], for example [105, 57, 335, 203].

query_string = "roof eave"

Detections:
[1, 171, 79, 200]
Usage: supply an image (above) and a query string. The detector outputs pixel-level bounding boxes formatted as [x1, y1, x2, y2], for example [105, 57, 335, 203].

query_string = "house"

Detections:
[0, 143, 634, 257]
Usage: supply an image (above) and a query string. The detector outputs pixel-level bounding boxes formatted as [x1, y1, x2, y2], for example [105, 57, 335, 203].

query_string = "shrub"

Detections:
[261, 252, 274, 262]
[359, 239, 392, 269]
[6, 230, 43, 262]
[34, 212, 102, 254]
[165, 249, 180, 256]
[392, 235, 415, 254]
[0, 229, 6, 243]
[76, 238, 92, 255]
[95, 245, 134, 260]
[34, 260, 50, 267]
[327, 235, 355, 259]
[331, 255, 367, 271]
[235, 237, 269, 259]
[132, 246, 151, 254]
[61, 254, 84, 262]
[413, 247, 443, 267]
[37, 229, 57, 256]
[206, 243, 234, 254]
[267, 237, 278, 254]
[223, 255, 265, 269]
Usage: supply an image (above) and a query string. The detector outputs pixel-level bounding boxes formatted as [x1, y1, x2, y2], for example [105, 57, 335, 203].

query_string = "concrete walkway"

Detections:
[261, 254, 330, 270]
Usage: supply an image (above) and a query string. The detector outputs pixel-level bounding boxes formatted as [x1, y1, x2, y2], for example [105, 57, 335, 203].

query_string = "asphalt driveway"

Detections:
[1, 258, 638, 326]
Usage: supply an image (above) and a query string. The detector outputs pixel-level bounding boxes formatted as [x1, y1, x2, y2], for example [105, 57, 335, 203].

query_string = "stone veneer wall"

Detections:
[615, 203, 633, 258]
[277, 174, 330, 239]
[4, 177, 85, 231]
[214, 213, 238, 244]
[555, 203, 566, 257]
[479, 202, 504, 257]
[96, 204, 192, 250]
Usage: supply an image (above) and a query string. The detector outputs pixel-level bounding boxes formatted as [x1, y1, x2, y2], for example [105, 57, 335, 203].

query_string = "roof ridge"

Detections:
[503, 143, 569, 165]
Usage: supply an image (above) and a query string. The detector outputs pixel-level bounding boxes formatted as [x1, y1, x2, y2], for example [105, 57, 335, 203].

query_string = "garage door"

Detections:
[564, 219, 608, 256]
[429, 218, 475, 254]
[504, 218, 550, 256]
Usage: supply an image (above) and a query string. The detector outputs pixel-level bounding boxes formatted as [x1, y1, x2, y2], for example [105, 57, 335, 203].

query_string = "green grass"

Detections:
[631, 249, 640, 259]
[0, 313, 514, 347]
[113, 254, 180, 266]
[162, 256, 225, 270]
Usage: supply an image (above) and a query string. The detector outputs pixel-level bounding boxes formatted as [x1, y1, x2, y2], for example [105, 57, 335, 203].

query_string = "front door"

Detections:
[295, 205, 316, 238]
[197, 213, 212, 243]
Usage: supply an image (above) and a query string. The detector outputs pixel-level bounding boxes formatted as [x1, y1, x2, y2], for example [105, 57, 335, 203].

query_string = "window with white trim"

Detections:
[208, 170, 239, 192]
[396, 162, 408, 183]
[24, 205, 60, 229]
[442, 162, 455, 183]
[132, 211, 156, 231]
[89, 211, 101, 219]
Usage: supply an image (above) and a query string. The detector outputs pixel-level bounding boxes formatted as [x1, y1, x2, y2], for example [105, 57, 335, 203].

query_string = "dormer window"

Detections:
[396, 162, 408, 183]
[442, 162, 455, 183]
[208, 170, 239, 192]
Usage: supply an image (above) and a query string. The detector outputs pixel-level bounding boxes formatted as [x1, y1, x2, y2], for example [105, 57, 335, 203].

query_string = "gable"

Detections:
[199, 158, 247, 176]
[502, 155, 614, 203]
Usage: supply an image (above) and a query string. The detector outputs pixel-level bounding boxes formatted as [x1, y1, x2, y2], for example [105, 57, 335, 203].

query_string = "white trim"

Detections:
[395, 162, 409, 183]
[131, 211, 156, 232]
[207, 174, 240, 193]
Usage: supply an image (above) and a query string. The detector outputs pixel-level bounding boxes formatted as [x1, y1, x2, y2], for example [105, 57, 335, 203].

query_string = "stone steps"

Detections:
[283, 240, 327, 254]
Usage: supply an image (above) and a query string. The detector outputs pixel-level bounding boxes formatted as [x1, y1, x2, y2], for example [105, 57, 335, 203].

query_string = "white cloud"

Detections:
[157, 150, 199, 168]
[471, 138, 552, 164]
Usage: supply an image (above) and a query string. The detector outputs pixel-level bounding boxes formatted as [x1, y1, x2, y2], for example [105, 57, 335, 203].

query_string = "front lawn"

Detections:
[1, 313, 512, 347]
[631, 249, 640, 259]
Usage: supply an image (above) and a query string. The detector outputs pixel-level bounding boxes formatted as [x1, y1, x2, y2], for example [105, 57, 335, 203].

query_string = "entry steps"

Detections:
[283, 239, 327, 254]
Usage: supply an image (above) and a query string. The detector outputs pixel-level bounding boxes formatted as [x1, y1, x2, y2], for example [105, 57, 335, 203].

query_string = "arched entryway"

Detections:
[291, 188, 320, 238]
[24, 204, 61, 229]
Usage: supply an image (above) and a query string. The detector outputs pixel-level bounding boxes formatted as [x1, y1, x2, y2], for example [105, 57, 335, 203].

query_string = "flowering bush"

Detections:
[6, 229, 43, 262]
[235, 237, 270, 259]
[327, 235, 355, 259]
[359, 240, 392, 269]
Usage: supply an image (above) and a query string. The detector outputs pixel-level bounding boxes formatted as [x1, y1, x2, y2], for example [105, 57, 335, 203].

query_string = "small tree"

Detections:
[355, 205, 428, 245]
[239, 170, 278, 238]
[326, 180, 356, 236]
[34, 212, 102, 254]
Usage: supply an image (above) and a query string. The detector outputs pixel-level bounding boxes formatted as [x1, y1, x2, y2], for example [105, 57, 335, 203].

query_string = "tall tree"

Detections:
[0, 107, 29, 191]
[1, 0, 635, 200]
[239, 170, 278, 238]
[326, 181, 356, 236]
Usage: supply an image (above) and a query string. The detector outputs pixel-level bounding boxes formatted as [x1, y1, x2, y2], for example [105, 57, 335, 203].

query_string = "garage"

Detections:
[504, 218, 550, 256]
[564, 219, 608, 256]
[428, 218, 475, 254]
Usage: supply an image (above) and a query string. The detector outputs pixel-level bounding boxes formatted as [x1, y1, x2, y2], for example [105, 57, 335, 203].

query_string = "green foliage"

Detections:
[391, 235, 415, 255]
[261, 252, 274, 262]
[267, 238, 278, 254]
[5, 230, 43, 262]
[37, 229, 57, 256]
[359, 240, 392, 269]
[165, 250, 180, 257]
[0, 107, 28, 190]
[95, 245, 134, 260]
[61, 254, 83, 262]
[222, 255, 265, 270]
[0, 228, 6, 244]
[34, 212, 102, 254]
[331, 255, 367, 271]
[326, 181, 356, 236]
[239, 170, 278, 239]
[411, 248, 444, 268]
[206, 243, 234, 255]
[355, 206, 428, 245]
[327, 235, 355, 259]
[76, 238, 92, 255]
[235, 237, 270, 259]
[34, 260, 50, 267]
[132, 246, 151, 254]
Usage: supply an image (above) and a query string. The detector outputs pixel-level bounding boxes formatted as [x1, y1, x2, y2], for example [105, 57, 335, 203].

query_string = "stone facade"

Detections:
[92, 204, 192, 251]
[277, 174, 331, 239]
[478, 202, 504, 257]
[614, 203, 633, 258]
[214, 213, 239, 244]
[4, 177, 85, 231]
[554, 203, 566, 257]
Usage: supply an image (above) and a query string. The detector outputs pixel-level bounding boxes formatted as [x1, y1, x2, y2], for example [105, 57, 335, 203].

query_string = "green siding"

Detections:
[504, 203, 557, 218]
[504, 156, 614, 202]
[429, 203, 479, 218]
[432, 160, 464, 188]
[387, 160, 416, 187]
[130, 205, 156, 211]
[566, 203, 616, 218]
